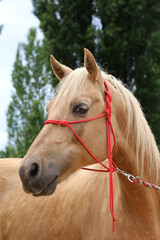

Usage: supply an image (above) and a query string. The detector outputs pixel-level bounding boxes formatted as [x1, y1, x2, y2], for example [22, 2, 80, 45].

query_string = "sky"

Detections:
[0, 0, 43, 150]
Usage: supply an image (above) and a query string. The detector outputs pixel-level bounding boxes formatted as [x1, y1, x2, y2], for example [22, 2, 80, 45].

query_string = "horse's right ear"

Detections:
[84, 48, 99, 82]
[50, 55, 73, 81]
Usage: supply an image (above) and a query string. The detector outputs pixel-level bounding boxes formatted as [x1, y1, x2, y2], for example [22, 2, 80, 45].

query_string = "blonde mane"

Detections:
[103, 72, 160, 181]
[53, 67, 160, 180]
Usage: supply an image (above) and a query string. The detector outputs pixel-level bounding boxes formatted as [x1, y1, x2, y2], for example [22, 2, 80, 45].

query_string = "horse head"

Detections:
[19, 49, 121, 196]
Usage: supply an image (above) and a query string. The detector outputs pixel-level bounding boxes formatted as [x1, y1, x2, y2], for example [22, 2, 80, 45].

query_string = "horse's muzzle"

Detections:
[19, 161, 58, 196]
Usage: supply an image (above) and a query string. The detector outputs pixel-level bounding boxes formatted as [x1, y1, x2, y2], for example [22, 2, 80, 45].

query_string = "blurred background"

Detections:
[0, 0, 160, 157]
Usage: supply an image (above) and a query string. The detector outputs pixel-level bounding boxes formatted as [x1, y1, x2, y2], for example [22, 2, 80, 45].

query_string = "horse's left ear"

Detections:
[84, 48, 99, 82]
[50, 55, 73, 81]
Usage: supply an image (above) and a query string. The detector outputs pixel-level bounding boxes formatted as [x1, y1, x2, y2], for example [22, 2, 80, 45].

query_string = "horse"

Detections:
[0, 48, 160, 240]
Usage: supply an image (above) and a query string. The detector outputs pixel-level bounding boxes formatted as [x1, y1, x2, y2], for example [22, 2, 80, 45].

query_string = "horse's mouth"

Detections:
[33, 175, 58, 197]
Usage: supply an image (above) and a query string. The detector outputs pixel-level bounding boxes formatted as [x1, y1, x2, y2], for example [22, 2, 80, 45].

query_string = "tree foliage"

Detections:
[0, 28, 52, 157]
[95, 0, 160, 145]
[32, 0, 96, 71]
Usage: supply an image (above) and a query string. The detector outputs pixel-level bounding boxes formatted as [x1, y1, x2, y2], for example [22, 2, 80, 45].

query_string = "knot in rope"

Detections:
[104, 109, 110, 116]
[60, 120, 67, 126]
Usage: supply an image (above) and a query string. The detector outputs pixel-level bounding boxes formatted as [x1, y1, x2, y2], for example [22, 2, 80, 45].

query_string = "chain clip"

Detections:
[116, 168, 136, 183]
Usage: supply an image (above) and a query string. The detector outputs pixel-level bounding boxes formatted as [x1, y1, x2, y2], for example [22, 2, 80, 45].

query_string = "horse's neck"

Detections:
[114, 138, 159, 185]
[113, 134, 160, 221]
[111, 138, 160, 237]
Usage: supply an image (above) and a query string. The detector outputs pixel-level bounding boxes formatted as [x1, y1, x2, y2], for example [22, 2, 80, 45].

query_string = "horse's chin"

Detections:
[33, 175, 58, 197]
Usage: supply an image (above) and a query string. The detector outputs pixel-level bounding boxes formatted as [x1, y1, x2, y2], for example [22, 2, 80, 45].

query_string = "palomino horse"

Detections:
[0, 49, 160, 240]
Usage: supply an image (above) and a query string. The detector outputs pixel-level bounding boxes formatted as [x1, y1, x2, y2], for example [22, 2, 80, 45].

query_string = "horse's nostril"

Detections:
[29, 163, 39, 178]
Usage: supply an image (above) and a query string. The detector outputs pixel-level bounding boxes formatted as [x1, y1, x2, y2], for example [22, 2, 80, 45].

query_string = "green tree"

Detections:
[32, 0, 96, 74]
[0, 28, 51, 157]
[95, 0, 160, 145]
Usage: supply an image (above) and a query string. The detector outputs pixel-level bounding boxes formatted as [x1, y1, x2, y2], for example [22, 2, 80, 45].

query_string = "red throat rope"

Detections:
[44, 80, 117, 231]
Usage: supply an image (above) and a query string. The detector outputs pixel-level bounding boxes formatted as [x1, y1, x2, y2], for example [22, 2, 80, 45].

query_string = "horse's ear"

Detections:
[84, 48, 99, 82]
[50, 55, 72, 81]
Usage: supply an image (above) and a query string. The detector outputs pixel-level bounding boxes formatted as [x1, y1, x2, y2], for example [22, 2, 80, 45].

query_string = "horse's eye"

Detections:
[73, 103, 89, 114]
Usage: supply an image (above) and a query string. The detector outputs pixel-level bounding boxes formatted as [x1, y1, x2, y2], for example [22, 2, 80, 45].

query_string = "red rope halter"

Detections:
[44, 80, 117, 231]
